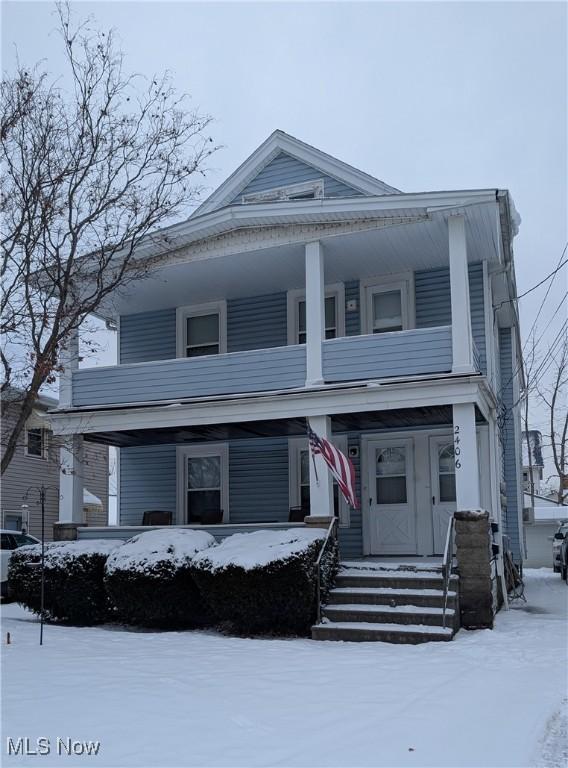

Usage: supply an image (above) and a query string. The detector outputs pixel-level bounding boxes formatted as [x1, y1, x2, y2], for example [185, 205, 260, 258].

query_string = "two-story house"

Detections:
[48, 131, 524, 573]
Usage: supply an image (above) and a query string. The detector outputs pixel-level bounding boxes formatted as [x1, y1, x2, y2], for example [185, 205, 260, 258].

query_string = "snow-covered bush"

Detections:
[191, 528, 338, 636]
[104, 529, 216, 628]
[8, 540, 123, 624]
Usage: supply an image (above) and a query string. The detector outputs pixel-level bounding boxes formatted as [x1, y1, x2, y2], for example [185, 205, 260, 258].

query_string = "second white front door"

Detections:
[366, 438, 417, 555]
[429, 436, 457, 554]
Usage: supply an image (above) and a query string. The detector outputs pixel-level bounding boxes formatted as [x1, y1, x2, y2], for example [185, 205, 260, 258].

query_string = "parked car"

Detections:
[1, 530, 40, 599]
[552, 523, 568, 573]
[559, 534, 568, 583]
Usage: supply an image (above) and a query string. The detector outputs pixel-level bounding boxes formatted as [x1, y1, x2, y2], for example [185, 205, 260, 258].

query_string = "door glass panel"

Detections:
[376, 447, 407, 504]
[438, 444, 456, 503]
[186, 314, 219, 357]
[372, 290, 403, 333]
[187, 456, 221, 523]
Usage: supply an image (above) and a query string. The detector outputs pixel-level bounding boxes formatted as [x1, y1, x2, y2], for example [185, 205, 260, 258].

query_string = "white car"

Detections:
[1, 529, 40, 599]
[552, 523, 568, 573]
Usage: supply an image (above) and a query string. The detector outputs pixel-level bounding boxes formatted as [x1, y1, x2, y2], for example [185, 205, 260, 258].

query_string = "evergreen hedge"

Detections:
[8, 540, 122, 624]
[104, 529, 216, 628]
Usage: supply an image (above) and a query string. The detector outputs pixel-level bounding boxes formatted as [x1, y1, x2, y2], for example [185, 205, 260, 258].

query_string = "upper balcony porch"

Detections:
[61, 191, 511, 412]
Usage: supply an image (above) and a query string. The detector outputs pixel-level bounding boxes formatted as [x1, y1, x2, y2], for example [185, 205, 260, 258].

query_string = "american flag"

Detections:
[307, 426, 359, 509]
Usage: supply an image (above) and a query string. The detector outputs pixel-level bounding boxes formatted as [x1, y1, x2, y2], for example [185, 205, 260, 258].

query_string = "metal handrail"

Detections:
[441, 514, 455, 629]
[315, 517, 338, 625]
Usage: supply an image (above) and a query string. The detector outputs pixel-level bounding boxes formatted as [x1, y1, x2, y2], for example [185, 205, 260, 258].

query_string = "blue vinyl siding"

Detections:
[232, 152, 363, 203]
[415, 262, 486, 373]
[337, 434, 363, 558]
[227, 293, 288, 352]
[119, 309, 176, 364]
[345, 280, 360, 336]
[229, 438, 290, 523]
[118, 437, 365, 557]
[119, 445, 176, 525]
[323, 326, 452, 382]
[498, 328, 522, 562]
[73, 345, 306, 406]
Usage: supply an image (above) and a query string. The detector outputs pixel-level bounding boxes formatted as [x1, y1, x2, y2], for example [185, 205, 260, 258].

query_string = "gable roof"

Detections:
[191, 130, 400, 218]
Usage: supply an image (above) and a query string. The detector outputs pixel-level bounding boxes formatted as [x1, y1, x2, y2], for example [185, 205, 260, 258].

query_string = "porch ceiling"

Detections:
[100, 202, 501, 318]
[84, 405, 485, 447]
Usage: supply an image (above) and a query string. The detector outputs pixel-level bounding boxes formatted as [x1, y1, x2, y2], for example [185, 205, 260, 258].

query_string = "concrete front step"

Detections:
[336, 569, 459, 592]
[323, 603, 456, 627]
[311, 621, 455, 644]
[328, 586, 458, 609]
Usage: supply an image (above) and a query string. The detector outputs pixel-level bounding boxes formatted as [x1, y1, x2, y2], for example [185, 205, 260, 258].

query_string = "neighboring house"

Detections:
[523, 492, 568, 568]
[521, 430, 544, 495]
[1, 391, 109, 539]
[48, 130, 525, 567]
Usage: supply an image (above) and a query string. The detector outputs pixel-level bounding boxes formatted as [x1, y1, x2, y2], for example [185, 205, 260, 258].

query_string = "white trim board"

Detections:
[49, 376, 496, 437]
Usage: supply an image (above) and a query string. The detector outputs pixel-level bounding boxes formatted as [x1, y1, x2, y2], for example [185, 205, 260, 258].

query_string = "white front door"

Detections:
[366, 438, 417, 555]
[429, 436, 457, 554]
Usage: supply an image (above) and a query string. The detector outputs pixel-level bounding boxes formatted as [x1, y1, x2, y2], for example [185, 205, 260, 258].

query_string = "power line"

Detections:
[522, 244, 568, 351]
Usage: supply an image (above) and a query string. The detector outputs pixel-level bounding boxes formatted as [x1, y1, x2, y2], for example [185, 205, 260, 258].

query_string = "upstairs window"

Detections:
[242, 179, 324, 204]
[287, 284, 345, 345]
[362, 274, 414, 335]
[186, 314, 219, 357]
[25, 427, 47, 459]
[298, 296, 337, 344]
[176, 302, 227, 358]
[372, 289, 403, 333]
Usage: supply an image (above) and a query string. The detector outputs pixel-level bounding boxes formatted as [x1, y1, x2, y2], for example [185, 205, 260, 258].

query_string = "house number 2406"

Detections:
[454, 425, 462, 469]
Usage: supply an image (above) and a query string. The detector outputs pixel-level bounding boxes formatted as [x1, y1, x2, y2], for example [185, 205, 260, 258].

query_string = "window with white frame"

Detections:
[176, 302, 227, 358]
[176, 444, 229, 524]
[242, 179, 324, 204]
[289, 437, 350, 527]
[361, 274, 414, 335]
[25, 427, 47, 459]
[287, 285, 345, 345]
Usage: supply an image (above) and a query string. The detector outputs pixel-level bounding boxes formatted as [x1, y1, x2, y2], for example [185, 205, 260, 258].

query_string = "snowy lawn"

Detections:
[1, 569, 566, 768]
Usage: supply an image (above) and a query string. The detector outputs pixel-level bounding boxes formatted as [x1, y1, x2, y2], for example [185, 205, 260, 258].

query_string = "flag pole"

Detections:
[306, 419, 319, 485]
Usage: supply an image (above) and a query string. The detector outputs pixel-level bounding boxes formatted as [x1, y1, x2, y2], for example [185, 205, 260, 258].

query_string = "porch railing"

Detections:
[441, 514, 455, 629]
[314, 517, 338, 625]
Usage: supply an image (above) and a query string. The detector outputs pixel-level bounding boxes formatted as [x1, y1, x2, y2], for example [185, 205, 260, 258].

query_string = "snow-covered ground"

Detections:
[1, 569, 566, 768]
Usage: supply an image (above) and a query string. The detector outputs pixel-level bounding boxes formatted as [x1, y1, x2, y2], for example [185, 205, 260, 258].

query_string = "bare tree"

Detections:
[536, 339, 568, 504]
[1, 3, 218, 473]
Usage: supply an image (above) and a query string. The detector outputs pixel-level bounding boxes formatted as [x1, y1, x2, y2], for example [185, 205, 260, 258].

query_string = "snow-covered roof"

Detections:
[533, 506, 568, 523]
[83, 489, 102, 507]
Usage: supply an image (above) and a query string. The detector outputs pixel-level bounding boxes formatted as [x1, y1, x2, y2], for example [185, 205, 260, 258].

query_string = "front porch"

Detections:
[58, 392, 499, 561]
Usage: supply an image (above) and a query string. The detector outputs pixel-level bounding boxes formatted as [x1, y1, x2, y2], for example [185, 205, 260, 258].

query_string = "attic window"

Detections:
[242, 179, 324, 204]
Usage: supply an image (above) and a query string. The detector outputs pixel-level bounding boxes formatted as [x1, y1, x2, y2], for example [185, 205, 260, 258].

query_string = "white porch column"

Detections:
[448, 215, 475, 374]
[59, 435, 84, 523]
[305, 240, 325, 386]
[58, 327, 79, 408]
[306, 415, 334, 521]
[452, 402, 481, 510]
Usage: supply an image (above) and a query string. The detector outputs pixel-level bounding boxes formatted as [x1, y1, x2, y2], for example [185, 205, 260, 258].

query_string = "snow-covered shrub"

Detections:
[191, 528, 338, 636]
[8, 540, 123, 624]
[104, 529, 216, 628]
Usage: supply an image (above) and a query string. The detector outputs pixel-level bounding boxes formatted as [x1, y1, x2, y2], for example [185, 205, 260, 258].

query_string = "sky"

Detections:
[2, 0, 567, 482]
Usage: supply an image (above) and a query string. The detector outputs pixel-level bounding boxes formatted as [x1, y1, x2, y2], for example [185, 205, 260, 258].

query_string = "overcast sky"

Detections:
[3, 0, 567, 479]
